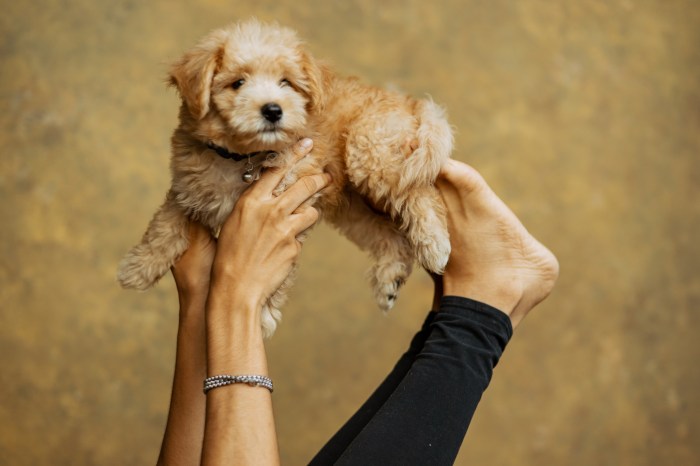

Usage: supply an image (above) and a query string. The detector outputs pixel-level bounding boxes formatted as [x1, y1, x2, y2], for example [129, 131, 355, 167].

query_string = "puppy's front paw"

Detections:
[415, 228, 451, 274]
[370, 260, 412, 312]
[117, 245, 166, 290]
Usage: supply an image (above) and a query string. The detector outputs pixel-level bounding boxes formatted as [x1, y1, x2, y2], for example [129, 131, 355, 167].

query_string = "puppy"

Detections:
[118, 20, 453, 337]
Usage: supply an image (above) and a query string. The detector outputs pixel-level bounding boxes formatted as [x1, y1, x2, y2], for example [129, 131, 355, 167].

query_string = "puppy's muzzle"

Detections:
[261, 102, 283, 123]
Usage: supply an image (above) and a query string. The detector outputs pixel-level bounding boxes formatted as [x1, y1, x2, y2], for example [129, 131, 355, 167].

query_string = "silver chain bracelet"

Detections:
[203, 374, 274, 394]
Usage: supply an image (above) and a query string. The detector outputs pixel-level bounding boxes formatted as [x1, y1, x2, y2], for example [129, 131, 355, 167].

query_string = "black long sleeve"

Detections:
[310, 296, 513, 465]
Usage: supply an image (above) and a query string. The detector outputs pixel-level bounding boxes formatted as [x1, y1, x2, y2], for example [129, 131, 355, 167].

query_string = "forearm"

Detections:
[157, 144, 320, 465]
[201, 280, 279, 466]
[158, 293, 208, 466]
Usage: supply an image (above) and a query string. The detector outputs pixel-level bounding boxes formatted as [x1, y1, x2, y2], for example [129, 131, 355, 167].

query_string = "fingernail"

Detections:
[299, 138, 313, 149]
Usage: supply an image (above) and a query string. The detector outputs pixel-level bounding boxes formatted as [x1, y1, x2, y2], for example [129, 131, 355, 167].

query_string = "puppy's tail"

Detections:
[397, 98, 453, 193]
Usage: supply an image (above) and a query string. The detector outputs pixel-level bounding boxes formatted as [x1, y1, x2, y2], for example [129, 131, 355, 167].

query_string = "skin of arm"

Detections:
[157, 223, 215, 466]
[202, 144, 330, 466]
[157, 138, 329, 466]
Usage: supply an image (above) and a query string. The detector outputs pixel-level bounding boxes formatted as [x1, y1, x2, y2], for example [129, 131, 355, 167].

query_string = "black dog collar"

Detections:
[205, 141, 279, 183]
[206, 141, 273, 162]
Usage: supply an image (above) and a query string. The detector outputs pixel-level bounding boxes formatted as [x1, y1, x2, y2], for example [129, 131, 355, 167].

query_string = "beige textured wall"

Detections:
[1, 1, 698, 464]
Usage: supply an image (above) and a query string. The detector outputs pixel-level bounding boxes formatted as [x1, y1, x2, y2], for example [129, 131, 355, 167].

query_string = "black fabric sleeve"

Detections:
[308, 311, 438, 465]
[309, 296, 513, 465]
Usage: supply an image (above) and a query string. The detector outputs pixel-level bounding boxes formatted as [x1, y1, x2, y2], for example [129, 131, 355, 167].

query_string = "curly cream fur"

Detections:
[118, 20, 453, 337]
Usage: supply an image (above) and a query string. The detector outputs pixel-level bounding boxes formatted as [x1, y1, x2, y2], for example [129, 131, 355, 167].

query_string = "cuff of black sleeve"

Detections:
[439, 295, 514, 340]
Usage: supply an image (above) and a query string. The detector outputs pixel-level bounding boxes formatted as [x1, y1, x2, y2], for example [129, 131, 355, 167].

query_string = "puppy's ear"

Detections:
[168, 31, 226, 120]
[299, 48, 328, 114]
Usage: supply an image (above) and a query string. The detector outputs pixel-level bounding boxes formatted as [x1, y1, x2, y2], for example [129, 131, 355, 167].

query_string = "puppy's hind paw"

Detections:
[415, 231, 451, 274]
[370, 261, 411, 312]
[378, 278, 406, 311]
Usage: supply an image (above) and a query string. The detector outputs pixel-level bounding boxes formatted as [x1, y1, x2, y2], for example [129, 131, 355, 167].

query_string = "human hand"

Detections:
[211, 138, 331, 312]
[171, 221, 217, 304]
[435, 159, 559, 327]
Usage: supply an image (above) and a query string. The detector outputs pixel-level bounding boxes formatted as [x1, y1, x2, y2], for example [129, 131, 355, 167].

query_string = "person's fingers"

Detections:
[288, 205, 321, 235]
[277, 173, 331, 214]
[254, 138, 314, 193]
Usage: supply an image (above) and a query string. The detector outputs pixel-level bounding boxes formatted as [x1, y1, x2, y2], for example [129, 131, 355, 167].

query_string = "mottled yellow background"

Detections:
[1, 0, 698, 464]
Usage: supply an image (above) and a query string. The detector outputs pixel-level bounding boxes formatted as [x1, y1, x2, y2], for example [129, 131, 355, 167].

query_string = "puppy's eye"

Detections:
[231, 79, 245, 90]
[280, 78, 291, 87]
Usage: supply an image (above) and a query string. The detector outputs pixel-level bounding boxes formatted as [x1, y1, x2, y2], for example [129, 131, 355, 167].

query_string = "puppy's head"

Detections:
[169, 20, 326, 151]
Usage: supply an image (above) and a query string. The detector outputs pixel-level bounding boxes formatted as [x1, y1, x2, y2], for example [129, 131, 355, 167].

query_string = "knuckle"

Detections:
[271, 203, 286, 219]
[307, 207, 320, 222]
[278, 224, 291, 239]
[301, 176, 318, 193]
[293, 239, 302, 254]
[237, 195, 253, 211]
[284, 229, 298, 249]
[241, 196, 262, 213]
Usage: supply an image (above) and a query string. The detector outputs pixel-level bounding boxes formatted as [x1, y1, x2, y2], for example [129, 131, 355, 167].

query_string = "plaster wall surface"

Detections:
[1, 1, 698, 464]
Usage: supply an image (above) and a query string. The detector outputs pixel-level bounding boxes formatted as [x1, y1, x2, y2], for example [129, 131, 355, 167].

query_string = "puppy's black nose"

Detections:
[261, 103, 283, 123]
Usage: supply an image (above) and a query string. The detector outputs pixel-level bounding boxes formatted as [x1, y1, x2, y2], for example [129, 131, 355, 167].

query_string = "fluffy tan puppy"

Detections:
[118, 20, 453, 337]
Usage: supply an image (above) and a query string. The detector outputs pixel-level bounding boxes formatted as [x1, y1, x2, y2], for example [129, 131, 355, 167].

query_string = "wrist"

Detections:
[177, 289, 208, 321]
[206, 278, 265, 340]
[208, 275, 264, 313]
[205, 287, 267, 375]
[210, 260, 267, 306]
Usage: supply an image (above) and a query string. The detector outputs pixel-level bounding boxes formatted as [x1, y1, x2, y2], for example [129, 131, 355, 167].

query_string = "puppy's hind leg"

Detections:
[327, 192, 414, 311]
[347, 98, 452, 274]
[395, 185, 451, 274]
[368, 238, 413, 312]
[393, 99, 452, 273]
[117, 190, 190, 290]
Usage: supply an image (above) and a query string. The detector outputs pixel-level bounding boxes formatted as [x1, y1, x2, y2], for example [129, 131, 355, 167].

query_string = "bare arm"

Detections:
[157, 138, 329, 465]
[157, 223, 214, 466]
[202, 140, 329, 465]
